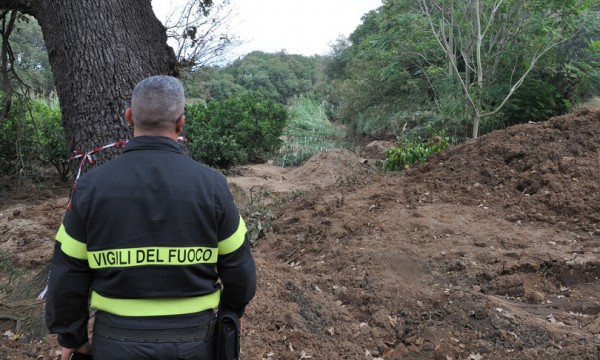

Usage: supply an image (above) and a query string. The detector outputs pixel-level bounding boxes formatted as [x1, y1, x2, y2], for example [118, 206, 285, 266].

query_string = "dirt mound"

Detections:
[2, 110, 600, 359]
[411, 108, 600, 232]
[228, 149, 378, 206]
[0, 198, 66, 269]
[286, 148, 377, 188]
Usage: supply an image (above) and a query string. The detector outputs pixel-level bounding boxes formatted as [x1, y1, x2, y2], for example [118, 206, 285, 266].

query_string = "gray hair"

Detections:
[131, 75, 185, 131]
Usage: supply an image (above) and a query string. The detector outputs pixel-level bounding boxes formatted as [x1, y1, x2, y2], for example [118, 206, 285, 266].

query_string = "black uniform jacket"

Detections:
[45, 136, 256, 348]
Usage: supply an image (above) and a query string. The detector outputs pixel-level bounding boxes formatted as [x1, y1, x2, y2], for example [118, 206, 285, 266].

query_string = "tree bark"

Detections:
[2, 0, 176, 169]
[1, 10, 17, 122]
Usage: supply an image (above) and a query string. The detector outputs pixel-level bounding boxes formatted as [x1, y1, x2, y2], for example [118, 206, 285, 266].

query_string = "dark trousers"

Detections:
[92, 312, 216, 360]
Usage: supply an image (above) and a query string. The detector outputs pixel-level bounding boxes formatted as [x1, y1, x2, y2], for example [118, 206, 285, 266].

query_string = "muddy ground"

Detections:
[1, 109, 600, 359]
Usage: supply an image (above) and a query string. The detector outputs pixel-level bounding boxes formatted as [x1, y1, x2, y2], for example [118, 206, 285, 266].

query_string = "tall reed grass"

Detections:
[277, 97, 346, 167]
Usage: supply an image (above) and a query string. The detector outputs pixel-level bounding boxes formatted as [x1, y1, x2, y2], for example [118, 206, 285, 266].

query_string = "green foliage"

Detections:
[226, 51, 322, 103]
[183, 51, 328, 105]
[500, 78, 568, 126]
[332, 50, 430, 137]
[276, 96, 346, 167]
[383, 127, 450, 171]
[34, 100, 70, 179]
[181, 68, 245, 102]
[184, 92, 289, 168]
[328, 0, 599, 140]
[552, 27, 600, 103]
[329, 2, 438, 138]
[10, 15, 54, 96]
[0, 98, 68, 180]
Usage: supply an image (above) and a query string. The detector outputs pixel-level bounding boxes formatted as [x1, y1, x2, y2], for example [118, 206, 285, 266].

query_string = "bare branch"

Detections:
[161, 0, 240, 67]
[482, 39, 567, 118]
[480, 0, 503, 39]
[418, 0, 478, 113]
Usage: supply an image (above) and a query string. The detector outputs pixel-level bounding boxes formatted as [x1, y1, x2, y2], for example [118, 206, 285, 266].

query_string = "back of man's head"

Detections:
[131, 76, 185, 132]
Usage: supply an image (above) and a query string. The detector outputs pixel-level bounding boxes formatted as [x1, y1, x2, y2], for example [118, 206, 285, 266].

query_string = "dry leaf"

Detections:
[299, 350, 312, 359]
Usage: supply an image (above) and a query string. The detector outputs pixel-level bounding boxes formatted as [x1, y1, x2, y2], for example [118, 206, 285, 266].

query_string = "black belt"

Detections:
[94, 319, 216, 343]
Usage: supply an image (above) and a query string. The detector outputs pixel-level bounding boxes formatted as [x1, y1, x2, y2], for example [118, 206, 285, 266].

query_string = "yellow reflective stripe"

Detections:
[87, 246, 218, 269]
[90, 290, 220, 317]
[218, 217, 247, 255]
[56, 224, 87, 260]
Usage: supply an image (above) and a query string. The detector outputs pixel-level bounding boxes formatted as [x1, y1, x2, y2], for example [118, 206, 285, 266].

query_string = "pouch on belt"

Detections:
[216, 309, 240, 360]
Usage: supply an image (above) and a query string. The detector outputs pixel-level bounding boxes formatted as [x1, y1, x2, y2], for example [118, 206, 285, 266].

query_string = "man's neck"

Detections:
[133, 130, 179, 141]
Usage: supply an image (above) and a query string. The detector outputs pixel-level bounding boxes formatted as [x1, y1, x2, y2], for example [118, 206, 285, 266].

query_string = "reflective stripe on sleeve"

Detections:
[56, 224, 87, 260]
[87, 246, 218, 269]
[218, 216, 247, 255]
[90, 290, 220, 316]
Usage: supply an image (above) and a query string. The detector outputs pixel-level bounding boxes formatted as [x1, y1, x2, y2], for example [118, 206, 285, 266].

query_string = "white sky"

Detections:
[152, 0, 381, 60]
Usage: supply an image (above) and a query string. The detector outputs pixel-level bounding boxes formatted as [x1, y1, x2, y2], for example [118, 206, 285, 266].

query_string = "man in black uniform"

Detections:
[45, 75, 256, 360]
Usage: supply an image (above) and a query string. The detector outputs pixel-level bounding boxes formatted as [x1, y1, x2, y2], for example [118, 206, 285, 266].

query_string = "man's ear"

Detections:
[125, 108, 134, 128]
[176, 114, 185, 135]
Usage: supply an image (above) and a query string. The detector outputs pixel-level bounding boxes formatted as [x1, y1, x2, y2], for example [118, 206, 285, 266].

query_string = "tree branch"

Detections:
[1, 10, 17, 122]
[0, 0, 35, 15]
[161, 0, 239, 67]
[482, 39, 567, 118]
[419, 0, 478, 114]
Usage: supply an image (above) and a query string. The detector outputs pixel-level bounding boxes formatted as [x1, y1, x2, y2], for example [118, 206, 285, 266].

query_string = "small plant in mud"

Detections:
[233, 185, 305, 247]
[383, 127, 451, 171]
[232, 185, 275, 247]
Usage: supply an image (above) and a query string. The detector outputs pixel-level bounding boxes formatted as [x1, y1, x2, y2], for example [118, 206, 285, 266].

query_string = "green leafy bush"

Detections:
[496, 78, 568, 127]
[383, 127, 450, 171]
[0, 98, 68, 180]
[184, 92, 288, 168]
[32, 100, 69, 180]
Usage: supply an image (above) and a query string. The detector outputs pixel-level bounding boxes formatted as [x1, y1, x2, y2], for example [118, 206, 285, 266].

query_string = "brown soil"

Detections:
[2, 109, 600, 359]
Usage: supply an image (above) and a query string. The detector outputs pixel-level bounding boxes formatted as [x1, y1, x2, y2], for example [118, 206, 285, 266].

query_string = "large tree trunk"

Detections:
[26, 0, 176, 168]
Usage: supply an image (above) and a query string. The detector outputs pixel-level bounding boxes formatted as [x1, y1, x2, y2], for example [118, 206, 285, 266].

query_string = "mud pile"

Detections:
[412, 108, 600, 232]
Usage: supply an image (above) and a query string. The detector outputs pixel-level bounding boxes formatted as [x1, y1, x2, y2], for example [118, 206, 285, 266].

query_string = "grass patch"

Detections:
[277, 96, 347, 167]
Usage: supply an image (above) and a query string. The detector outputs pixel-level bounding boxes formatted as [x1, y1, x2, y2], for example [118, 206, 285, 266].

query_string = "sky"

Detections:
[152, 0, 382, 60]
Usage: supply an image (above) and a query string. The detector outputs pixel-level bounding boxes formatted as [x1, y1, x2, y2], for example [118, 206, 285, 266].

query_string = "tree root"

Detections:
[0, 314, 22, 333]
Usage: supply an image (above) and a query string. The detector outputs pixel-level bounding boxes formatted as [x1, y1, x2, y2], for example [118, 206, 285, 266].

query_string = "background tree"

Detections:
[225, 51, 322, 103]
[185, 51, 327, 105]
[182, 66, 245, 102]
[328, 6, 438, 138]
[8, 15, 53, 97]
[0, 12, 63, 182]
[329, 0, 599, 141]
[417, 0, 595, 138]
[1, 9, 19, 122]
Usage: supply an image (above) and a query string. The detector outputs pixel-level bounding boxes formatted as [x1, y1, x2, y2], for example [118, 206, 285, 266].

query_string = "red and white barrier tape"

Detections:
[70, 140, 129, 182]
[70, 136, 187, 182]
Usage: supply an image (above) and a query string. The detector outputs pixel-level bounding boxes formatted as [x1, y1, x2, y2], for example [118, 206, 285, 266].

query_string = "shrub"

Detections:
[0, 98, 68, 181]
[497, 78, 568, 127]
[32, 100, 69, 180]
[184, 92, 289, 168]
[383, 127, 450, 171]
